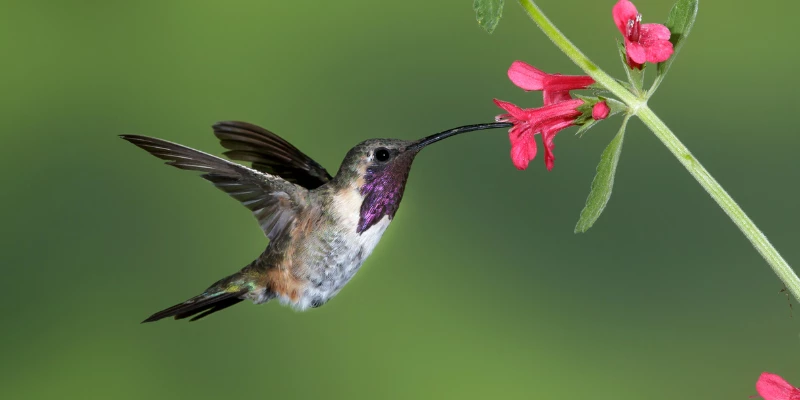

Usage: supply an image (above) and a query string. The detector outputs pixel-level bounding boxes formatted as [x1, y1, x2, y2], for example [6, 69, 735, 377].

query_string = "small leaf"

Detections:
[574, 116, 630, 233]
[651, 0, 699, 93]
[474, 0, 504, 34]
[575, 120, 599, 137]
[605, 98, 628, 116]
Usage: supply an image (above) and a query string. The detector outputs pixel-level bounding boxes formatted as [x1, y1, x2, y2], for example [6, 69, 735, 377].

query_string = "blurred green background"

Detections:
[1, 0, 798, 399]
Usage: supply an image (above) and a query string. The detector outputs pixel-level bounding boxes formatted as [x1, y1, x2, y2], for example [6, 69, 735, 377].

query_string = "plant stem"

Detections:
[637, 108, 800, 301]
[518, 0, 800, 301]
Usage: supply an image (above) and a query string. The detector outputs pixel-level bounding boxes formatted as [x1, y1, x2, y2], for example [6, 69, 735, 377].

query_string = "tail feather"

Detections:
[178, 295, 244, 322]
[143, 289, 248, 323]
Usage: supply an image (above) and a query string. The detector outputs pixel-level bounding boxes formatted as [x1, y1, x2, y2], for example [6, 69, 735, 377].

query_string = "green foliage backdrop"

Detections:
[1, 1, 798, 399]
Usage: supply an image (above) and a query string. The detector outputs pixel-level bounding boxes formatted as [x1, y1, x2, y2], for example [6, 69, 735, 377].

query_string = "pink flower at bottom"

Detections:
[612, 0, 674, 69]
[494, 98, 583, 170]
[756, 372, 800, 400]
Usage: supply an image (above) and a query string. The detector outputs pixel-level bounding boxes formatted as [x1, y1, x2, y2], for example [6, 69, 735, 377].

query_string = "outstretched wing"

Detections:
[212, 121, 333, 190]
[121, 134, 307, 241]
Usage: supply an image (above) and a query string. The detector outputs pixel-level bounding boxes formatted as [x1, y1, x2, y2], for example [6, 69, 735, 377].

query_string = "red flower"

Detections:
[756, 373, 800, 400]
[612, 0, 674, 69]
[541, 117, 575, 171]
[592, 101, 611, 120]
[507, 61, 595, 105]
[494, 98, 583, 170]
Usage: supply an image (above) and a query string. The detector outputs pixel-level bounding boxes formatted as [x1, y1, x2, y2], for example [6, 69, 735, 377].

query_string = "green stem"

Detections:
[637, 108, 800, 301]
[518, 0, 800, 301]
[518, 0, 638, 106]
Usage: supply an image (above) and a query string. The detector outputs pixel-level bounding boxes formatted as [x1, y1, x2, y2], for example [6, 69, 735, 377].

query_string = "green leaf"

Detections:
[651, 0, 699, 94]
[605, 98, 628, 116]
[575, 120, 599, 137]
[574, 116, 630, 233]
[473, 0, 504, 34]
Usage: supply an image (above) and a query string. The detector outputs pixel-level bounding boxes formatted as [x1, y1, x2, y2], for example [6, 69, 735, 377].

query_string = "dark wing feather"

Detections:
[121, 134, 306, 241]
[212, 121, 332, 189]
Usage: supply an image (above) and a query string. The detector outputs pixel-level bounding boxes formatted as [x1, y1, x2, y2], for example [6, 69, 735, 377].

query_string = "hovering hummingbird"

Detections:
[122, 120, 510, 322]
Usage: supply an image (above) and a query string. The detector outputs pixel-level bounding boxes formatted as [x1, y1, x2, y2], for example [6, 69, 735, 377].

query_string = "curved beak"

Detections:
[407, 122, 512, 152]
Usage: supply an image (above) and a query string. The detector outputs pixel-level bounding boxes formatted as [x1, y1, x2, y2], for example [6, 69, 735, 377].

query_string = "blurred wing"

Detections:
[212, 121, 333, 190]
[121, 134, 306, 241]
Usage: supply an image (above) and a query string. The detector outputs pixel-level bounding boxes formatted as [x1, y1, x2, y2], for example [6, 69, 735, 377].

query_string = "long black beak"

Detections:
[407, 122, 512, 151]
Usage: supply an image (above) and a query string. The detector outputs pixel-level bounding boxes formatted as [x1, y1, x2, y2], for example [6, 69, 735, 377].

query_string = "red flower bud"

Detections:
[592, 101, 611, 120]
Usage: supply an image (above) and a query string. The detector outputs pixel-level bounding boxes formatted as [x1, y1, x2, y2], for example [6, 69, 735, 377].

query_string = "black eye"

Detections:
[375, 148, 390, 162]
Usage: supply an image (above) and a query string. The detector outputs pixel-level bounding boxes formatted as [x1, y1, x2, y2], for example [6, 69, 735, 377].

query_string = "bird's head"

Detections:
[332, 123, 510, 233]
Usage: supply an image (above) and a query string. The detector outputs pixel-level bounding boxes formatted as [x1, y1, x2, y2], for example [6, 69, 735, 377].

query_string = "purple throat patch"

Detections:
[357, 156, 414, 233]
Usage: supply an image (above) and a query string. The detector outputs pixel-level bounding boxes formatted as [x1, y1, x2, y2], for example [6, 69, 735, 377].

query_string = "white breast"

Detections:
[285, 188, 391, 310]
[330, 186, 392, 265]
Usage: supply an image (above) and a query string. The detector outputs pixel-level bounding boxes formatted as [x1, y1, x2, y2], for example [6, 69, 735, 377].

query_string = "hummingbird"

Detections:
[122, 120, 510, 322]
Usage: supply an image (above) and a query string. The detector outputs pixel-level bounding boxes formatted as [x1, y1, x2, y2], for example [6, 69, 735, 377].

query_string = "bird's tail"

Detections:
[142, 274, 252, 323]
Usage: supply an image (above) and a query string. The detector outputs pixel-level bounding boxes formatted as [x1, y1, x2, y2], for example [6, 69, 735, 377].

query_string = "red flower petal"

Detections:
[640, 23, 673, 62]
[643, 38, 674, 63]
[625, 40, 647, 64]
[543, 90, 573, 106]
[640, 23, 671, 42]
[541, 117, 575, 171]
[644, 41, 673, 63]
[508, 62, 594, 95]
[531, 99, 584, 125]
[612, 0, 638, 36]
[508, 61, 546, 91]
[507, 124, 524, 141]
[493, 98, 526, 120]
[756, 373, 800, 400]
[542, 74, 595, 93]
[510, 130, 537, 170]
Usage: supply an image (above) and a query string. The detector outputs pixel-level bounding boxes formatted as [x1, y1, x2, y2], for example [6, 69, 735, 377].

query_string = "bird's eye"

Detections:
[375, 148, 391, 162]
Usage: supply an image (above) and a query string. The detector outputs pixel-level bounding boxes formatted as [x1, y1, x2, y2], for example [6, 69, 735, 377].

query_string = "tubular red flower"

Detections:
[756, 373, 800, 400]
[592, 101, 611, 120]
[507, 61, 595, 105]
[612, 0, 674, 69]
[494, 98, 583, 170]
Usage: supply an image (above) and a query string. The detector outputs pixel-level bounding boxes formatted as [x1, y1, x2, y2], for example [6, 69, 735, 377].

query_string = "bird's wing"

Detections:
[212, 121, 333, 190]
[121, 134, 307, 241]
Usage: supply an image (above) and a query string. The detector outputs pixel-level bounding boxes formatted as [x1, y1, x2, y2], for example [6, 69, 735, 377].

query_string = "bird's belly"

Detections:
[280, 216, 391, 310]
